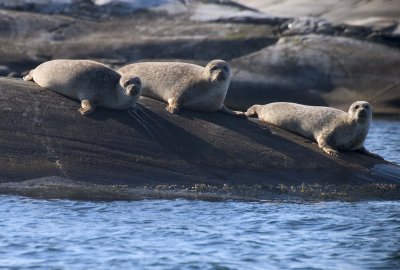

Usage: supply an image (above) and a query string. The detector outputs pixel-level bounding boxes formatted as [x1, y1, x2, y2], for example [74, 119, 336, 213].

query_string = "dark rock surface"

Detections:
[0, 77, 399, 200]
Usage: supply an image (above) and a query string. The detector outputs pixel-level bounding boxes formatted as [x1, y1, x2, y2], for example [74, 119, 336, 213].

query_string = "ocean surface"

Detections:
[365, 118, 400, 165]
[0, 119, 399, 269]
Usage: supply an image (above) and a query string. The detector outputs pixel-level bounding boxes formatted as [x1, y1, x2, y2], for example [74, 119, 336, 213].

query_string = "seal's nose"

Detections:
[127, 87, 133, 96]
[216, 71, 226, 81]
[358, 108, 368, 118]
[127, 78, 141, 96]
[126, 84, 138, 96]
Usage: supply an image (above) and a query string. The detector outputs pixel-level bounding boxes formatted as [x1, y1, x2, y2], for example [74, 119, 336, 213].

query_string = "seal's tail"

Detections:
[23, 71, 33, 81]
[245, 105, 261, 117]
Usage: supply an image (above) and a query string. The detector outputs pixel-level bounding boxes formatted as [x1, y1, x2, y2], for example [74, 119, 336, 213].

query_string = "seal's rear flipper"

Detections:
[23, 72, 33, 81]
[245, 105, 261, 117]
[357, 147, 384, 160]
[220, 104, 245, 117]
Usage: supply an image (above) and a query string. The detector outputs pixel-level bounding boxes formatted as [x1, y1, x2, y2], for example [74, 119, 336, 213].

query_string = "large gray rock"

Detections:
[227, 34, 400, 115]
[232, 0, 400, 25]
[0, 8, 276, 73]
[0, 77, 399, 200]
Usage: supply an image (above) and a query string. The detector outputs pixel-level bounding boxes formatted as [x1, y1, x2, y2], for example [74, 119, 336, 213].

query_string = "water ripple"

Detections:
[365, 119, 400, 164]
[0, 196, 399, 269]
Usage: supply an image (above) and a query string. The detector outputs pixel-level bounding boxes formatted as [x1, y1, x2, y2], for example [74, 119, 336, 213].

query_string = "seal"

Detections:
[23, 59, 142, 115]
[118, 60, 243, 116]
[246, 101, 383, 159]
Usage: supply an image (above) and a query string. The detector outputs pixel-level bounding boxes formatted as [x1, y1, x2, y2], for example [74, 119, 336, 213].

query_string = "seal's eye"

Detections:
[210, 66, 218, 72]
[124, 77, 141, 88]
[354, 105, 360, 110]
[123, 80, 132, 88]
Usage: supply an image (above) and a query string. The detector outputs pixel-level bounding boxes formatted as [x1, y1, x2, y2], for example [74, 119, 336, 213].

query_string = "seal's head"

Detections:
[120, 76, 142, 99]
[204, 60, 231, 83]
[348, 101, 372, 123]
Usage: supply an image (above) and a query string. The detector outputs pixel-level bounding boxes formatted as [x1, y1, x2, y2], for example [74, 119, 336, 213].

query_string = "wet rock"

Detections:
[1, 177, 400, 201]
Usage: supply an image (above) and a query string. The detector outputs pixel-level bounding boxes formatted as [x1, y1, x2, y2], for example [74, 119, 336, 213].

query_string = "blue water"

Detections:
[0, 197, 399, 269]
[365, 118, 400, 164]
[0, 119, 399, 269]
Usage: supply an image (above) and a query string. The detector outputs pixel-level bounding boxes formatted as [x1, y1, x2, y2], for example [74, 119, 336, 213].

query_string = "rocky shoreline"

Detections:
[0, 77, 399, 200]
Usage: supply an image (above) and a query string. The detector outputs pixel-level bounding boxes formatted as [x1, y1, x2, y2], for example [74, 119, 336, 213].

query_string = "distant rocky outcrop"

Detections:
[233, 0, 400, 25]
[227, 34, 400, 115]
[0, 0, 187, 16]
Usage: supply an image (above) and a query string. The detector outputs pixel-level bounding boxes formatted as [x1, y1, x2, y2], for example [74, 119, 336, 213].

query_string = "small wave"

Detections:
[1, 176, 400, 201]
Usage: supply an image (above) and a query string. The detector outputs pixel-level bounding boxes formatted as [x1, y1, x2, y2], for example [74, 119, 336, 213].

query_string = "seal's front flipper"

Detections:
[322, 147, 339, 157]
[166, 106, 180, 114]
[220, 104, 245, 117]
[166, 97, 181, 114]
[317, 136, 339, 157]
[357, 146, 384, 160]
[79, 99, 95, 116]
